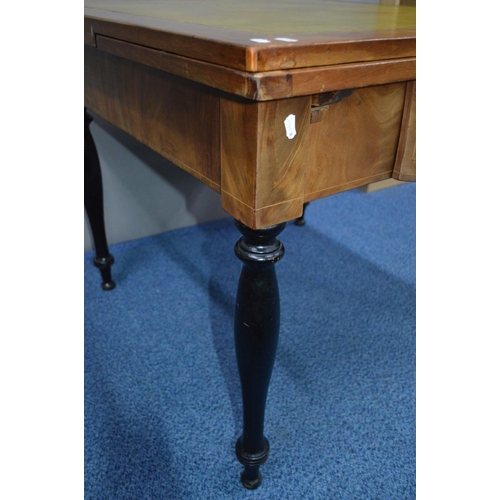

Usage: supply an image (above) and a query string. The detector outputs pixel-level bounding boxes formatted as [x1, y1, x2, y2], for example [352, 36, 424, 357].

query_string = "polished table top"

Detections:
[84, 0, 416, 93]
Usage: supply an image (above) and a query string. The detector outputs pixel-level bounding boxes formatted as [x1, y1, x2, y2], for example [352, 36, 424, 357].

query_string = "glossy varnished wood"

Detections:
[96, 34, 415, 101]
[85, 46, 221, 191]
[85, 44, 414, 227]
[393, 80, 416, 182]
[233, 221, 286, 489]
[84, 0, 416, 229]
[220, 96, 311, 229]
[303, 83, 407, 202]
[85, 0, 415, 72]
[86, 0, 416, 35]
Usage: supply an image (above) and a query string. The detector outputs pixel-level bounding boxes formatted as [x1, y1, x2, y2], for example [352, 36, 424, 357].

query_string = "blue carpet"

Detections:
[85, 183, 416, 499]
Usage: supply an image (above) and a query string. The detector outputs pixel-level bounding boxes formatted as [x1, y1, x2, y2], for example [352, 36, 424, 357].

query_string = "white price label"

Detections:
[284, 114, 296, 140]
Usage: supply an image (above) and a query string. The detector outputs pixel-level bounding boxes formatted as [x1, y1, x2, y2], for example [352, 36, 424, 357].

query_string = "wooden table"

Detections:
[84, 0, 416, 489]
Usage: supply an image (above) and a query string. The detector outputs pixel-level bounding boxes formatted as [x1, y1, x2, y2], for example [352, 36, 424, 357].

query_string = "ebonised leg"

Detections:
[233, 220, 286, 489]
[294, 202, 310, 226]
[84, 109, 115, 291]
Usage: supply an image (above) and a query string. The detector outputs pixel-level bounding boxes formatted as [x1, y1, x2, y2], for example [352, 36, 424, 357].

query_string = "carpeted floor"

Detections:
[85, 183, 416, 499]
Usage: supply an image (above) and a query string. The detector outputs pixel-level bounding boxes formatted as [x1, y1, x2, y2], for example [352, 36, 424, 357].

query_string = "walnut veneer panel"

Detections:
[84, 45, 221, 191]
[304, 82, 407, 201]
[393, 80, 416, 181]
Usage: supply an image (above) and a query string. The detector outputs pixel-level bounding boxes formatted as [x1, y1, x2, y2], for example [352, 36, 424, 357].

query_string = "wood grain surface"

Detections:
[85, 47, 413, 227]
[220, 96, 311, 228]
[84, 0, 416, 228]
[86, 0, 415, 34]
[85, 0, 415, 72]
[84, 46, 221, 191]
[303, 82, 407, 201]
[393, 80, 416, 181]
[96, 34, 415, 101]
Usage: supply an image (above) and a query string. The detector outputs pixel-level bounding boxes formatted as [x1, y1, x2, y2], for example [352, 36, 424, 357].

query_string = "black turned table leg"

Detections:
[233, 220, 286, 489]
[84, 109, 115, 291]
[294, 202, 310, 226]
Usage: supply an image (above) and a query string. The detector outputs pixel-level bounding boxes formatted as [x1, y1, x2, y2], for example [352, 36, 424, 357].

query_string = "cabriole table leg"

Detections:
[233, 220, 286, 489]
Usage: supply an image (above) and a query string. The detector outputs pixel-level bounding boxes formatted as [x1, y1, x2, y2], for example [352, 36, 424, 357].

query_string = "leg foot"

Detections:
[236, 435, 268, 489]
[93, 255, 116, 291]
[294, 202, 310, 226]
[240, 470, 263, 490]
[233, 220, 286, 489]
